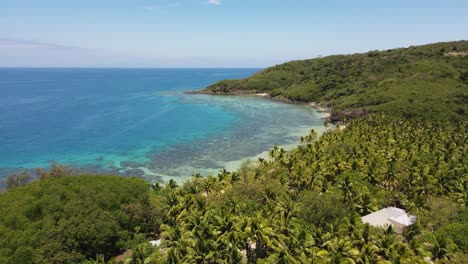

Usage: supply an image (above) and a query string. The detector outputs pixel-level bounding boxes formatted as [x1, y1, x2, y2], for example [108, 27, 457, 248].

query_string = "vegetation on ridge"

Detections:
[203, 40, 468, 121]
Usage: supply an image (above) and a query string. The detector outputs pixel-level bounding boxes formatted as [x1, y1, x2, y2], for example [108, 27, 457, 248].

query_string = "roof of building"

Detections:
[361, 207, 416, 228]
[149, 239, 162, 247]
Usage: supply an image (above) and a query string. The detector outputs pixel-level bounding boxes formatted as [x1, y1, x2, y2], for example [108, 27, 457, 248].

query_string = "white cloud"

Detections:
[208, 0, 222, 6]
[0, 38, 81, 50]
[143, 6, 157, 11]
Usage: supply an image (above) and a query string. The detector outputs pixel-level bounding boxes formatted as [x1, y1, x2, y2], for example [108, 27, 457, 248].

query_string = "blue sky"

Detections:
[0, 0, 467, 67]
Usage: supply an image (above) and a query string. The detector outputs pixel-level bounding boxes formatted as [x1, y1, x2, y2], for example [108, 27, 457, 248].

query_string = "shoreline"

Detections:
[134, 122, 328, 184]
[0, 91, 332, 184]
[185, 91, 333, 176]
[222, 121, 328, 174]
[129, 94, 332, 183]
[186, 90, 335, 123]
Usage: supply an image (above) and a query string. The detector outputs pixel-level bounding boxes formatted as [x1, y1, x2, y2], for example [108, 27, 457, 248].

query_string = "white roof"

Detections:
[149, 239, 161, 247]
[362, 207, 415, 228]
[389, 213, 416, 226]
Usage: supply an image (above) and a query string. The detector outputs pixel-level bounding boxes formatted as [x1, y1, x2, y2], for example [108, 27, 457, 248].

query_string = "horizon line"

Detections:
[0, 66, 264, 69]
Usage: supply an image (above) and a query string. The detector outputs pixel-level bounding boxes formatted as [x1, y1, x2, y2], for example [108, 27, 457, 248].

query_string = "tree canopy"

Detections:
[0, 175, 163, 263]
[145, 115, 467, 263]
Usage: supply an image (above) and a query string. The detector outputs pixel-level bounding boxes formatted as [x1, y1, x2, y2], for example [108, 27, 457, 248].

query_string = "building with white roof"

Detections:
[361, 207, 416, 233]
[149, 239, 161, 247]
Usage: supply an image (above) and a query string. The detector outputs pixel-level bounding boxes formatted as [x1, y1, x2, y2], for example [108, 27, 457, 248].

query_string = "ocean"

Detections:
[0, 68, 325, 183]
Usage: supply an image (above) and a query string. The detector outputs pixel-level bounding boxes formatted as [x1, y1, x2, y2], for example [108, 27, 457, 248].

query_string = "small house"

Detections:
[361, 207, 416, 233]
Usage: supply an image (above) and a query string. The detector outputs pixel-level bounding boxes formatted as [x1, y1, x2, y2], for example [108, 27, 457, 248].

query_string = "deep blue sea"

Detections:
[0, 68, 325, 183]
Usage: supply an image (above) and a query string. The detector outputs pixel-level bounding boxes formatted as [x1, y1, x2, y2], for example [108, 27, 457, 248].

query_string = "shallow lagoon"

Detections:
[0, 68, 325, 182]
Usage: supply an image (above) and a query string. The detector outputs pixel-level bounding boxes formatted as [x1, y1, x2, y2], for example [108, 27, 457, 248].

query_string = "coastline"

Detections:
[131, 93, 331, 183]
[1, 90, 328, 184]
[221, 116, 329, 174]
[137, 109, 328, 183]
[187, 89, 374, 124]
[173, 91, 336, 178]
[186, 90, 335, 123]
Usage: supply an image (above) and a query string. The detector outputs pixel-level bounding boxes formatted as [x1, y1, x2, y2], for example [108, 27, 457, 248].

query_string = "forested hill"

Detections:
[203, 41, 468, 121]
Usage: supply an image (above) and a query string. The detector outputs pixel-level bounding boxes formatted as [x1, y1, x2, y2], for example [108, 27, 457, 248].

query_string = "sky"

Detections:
[0, 0, 467, 67]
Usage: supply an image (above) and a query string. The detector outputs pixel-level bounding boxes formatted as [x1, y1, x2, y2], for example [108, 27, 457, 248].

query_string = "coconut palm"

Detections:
[427, 234, 458, 263]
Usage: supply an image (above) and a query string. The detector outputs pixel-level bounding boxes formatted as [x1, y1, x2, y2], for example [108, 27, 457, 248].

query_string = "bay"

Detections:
[0, 68, 325, 183]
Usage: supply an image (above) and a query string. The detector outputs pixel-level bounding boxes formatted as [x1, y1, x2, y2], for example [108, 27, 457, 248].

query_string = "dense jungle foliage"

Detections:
[1, 41, 467, 263]
[203, 41, 468, 121]
[0, 173, 164, 263]
[127, 115, 466, 263]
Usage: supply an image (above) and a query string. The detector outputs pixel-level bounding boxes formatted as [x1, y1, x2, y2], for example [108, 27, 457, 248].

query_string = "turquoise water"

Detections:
[0, 68, 325, 182]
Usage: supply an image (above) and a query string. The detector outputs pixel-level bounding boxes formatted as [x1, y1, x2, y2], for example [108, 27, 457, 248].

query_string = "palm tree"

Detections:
[354, 243, 379, 264]
[160, 224, 197, 263]
[231, 172, 241, 183]
[452, 179, 468, 207]
[322, 238, 356, 264]
[382, 169, 400, 191]
[354, 193, 377, 215]
[240, 214, 280, 263]
[218, 168, 231, 182]
[166, 179, 178, 189]
[151, 182, 161, 192]
[274, 195, 298, 228]
[374, 226, 398, 259]
[340, 175, 355, 202]
[427, 234, 458, 263]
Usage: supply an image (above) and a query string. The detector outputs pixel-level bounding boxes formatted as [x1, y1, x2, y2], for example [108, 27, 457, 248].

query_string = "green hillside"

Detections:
[203, 41, 468, 121]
